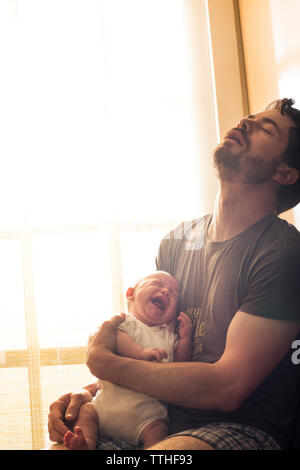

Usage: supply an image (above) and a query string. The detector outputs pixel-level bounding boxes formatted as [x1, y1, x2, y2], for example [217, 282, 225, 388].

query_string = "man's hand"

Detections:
[86, 313, 126, 379]
[48, 389, 93, 443]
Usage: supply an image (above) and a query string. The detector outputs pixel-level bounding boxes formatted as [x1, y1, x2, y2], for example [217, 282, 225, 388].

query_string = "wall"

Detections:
[206, 0, 246, 139]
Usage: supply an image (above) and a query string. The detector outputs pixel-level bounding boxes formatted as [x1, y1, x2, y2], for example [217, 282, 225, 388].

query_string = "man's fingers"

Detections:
[109, 313, 126, 326]
[89, 314, 126, 341]
[49, 426, 68, 443]
[87, 314, 126, 353]
[65, 394, 85, 421]
[48, 407, 70, 442]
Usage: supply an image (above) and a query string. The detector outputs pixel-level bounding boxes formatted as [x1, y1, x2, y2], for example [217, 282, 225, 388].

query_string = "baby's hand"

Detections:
[178, 312, 193, 339]
[142, 347, 168, 362]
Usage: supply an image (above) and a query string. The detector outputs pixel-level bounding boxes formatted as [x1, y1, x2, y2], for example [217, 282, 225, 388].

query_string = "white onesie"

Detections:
[93, 314, 179, 445]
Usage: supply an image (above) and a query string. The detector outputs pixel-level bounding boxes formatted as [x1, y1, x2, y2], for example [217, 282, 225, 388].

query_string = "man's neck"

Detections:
[208, 181, 277, 242]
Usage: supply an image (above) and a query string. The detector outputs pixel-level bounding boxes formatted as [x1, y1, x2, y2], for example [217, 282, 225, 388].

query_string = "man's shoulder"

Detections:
[273, 214, 300, 236]
[264, 215, 300, 252]
[250, 215, 300, 271]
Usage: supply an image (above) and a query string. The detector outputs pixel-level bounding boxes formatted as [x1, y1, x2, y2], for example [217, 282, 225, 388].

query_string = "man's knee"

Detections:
[146, 435, 214, 450]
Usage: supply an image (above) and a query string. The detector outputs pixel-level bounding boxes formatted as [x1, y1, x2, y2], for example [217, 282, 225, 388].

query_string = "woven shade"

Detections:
[0, 0, 218, 449]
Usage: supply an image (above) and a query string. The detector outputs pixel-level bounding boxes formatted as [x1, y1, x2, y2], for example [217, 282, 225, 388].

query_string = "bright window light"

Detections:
[0, 0, 218, 449]
[0, 0, 204, 227]
[0, 0, 216, 348]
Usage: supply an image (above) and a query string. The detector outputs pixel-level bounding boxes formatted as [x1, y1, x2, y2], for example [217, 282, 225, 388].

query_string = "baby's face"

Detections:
[127, 272, 180, 327]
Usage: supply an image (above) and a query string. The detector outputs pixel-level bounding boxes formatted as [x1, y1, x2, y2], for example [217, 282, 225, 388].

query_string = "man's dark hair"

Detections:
[266, 98, 300, 214]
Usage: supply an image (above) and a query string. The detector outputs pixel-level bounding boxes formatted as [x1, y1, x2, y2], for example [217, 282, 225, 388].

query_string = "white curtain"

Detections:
[0, 0, 218, 449]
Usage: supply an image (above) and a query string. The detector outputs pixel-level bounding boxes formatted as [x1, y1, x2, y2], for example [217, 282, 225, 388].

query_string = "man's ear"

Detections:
[126, 287, 135, 299]
[273, 163, 299, 186]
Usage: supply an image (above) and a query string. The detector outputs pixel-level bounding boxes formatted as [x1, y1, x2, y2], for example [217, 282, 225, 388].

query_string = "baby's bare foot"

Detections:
[63, 426, 90, 450]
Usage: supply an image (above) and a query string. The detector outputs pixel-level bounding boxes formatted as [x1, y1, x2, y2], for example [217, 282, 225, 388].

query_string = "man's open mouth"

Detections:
[151, 296, 166, 311]
[226, 130, 244, 146]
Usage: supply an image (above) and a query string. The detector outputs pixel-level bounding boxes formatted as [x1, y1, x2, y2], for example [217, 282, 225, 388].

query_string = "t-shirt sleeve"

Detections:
[155, 219, 202, 274]
[155, 223, 184, 274]
[240, 239, 300, 321]
[155, 233, 172, 272]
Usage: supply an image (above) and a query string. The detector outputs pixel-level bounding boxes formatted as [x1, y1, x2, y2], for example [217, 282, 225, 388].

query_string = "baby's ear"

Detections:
[126, 287, 135, 299]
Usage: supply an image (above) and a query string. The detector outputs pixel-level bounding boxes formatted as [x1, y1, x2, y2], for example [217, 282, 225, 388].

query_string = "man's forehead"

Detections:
[248, 109, 295, 131]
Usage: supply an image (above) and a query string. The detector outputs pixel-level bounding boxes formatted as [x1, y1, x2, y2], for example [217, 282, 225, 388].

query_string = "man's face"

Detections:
[213, 109, 295, 184]
[127, 272, 180, 327]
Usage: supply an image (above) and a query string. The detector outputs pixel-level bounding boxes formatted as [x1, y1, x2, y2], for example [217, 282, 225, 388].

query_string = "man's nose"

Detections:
[237, 117, 255, 133]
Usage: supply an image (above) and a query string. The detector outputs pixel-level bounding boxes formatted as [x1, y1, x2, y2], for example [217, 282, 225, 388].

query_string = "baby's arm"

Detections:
[173, 312, 193, 362]
[116, 329, 168, 362]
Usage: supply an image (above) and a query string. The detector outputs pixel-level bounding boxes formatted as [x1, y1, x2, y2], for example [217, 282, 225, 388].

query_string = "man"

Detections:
[48, 98, 300, 450]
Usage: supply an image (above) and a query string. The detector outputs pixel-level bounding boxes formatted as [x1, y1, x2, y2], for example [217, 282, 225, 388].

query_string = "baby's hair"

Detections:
[126, 271, 177, 310]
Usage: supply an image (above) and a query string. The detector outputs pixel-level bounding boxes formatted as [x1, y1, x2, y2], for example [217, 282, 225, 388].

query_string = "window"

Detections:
[0, 0, 218, 448]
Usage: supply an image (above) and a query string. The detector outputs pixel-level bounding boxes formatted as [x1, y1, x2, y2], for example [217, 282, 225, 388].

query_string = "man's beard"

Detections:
[213, 145, 281, 185]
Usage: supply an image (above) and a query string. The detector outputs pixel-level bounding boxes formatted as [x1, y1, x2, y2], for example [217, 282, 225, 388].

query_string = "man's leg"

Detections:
[148, 423, 281, 451]
[147, 435, 214, 450]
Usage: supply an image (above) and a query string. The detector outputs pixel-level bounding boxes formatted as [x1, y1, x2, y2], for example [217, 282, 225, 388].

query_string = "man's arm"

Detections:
[86, 312, 300, 412]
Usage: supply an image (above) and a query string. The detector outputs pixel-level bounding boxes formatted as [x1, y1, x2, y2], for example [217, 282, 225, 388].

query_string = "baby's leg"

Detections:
[64, 402, 98, 450]
[140, 419, 168, 449]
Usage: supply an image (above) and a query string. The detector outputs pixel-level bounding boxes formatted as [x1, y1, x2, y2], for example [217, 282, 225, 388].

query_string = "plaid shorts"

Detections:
[168, 422, 281, 450]
[96, 422, 281, 450]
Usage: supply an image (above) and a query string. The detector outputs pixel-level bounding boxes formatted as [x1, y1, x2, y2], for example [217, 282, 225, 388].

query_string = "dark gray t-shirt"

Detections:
[156, 213, 300, 449]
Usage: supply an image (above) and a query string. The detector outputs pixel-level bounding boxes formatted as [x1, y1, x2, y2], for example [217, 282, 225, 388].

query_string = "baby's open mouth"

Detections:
[151, 296, 166, 311]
